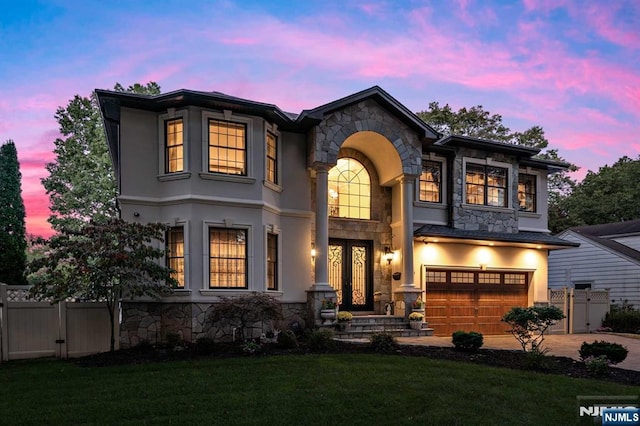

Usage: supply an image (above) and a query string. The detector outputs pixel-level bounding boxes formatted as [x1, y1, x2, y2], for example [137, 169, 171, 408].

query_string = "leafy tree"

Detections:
[417, 103, 578, 233]
[502, 306, 565, 353]
[42, 82, 161, 233]
[28, 219, 178, 351]
[0, 140, 27, 285]
[559, 156, 640, 227]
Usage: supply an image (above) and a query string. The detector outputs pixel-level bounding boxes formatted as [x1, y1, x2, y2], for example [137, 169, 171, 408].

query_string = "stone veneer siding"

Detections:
[120, 301, 308, 348]
[451, 149, 520, 233]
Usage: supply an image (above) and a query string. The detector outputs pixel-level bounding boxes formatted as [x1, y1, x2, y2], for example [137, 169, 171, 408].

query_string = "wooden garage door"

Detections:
[424, 270, 528, 336]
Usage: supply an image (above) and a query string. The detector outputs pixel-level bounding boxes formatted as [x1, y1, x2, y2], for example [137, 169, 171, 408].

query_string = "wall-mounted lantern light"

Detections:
[311, 244, 316, 261]
[383, 246, 394, 265]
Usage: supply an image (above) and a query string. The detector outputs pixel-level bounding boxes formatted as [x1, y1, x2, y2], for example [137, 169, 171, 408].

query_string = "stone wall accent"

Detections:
[121, 301, 309, 346]
[310, 99, 422, 176]
[451, 149, 519, 233]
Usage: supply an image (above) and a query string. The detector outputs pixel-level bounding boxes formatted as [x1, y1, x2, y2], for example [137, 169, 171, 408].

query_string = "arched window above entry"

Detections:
[328, 158, 371, 219]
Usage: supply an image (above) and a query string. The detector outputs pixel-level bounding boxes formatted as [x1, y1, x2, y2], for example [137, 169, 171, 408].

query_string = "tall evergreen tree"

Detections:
[0, 140, 28, 285]
[42, 82, 161, 233]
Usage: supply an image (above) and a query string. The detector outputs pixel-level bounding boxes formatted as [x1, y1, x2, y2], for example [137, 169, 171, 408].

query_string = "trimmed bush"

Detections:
[452, 331, 483, 352]
[306, 329, 335, 352]
[579, 341, 628, 365]
[602, 310, 640, 334]
[369, 332, 399, 353]
[584, 355, 610, 376]
[277, 330, 298, 349]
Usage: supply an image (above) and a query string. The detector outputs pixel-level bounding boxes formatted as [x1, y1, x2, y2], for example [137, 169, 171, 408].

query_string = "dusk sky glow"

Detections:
[1, 0, 639, 237]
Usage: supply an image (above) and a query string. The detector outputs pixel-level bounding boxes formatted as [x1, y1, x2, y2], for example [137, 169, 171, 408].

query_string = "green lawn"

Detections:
[0, 354, 637, 425]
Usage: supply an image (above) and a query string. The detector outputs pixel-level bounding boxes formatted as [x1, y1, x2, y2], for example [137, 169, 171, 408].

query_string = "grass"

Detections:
[0, 354, 638, 425]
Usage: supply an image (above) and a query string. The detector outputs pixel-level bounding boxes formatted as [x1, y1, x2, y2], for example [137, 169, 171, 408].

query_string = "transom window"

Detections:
[165, 118, 184, 173]
[266, 132, 278, 184]
[518, 174, 536, 212]
[166, 227, 185, 288]
[426, 270, 527, 286]
[267, 233, 278, 290]
[209, 228, 247, 288]
[466, 164, 508, 207]
[208, 119, 246, 175]
[328, 158, 371, 220]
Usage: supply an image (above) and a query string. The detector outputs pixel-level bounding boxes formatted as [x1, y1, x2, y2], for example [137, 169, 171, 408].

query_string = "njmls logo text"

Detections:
[577, 396, 639, 425]
[580, 406, 638, 417]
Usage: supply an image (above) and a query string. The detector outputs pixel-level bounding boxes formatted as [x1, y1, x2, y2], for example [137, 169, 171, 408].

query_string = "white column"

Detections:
[313, 166, 331, 289]
[400, 177, 416, 289]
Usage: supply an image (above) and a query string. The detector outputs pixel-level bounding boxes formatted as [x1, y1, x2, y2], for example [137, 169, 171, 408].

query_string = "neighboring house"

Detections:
[549, 220, 640, 307]
[96, 86, 576, 343]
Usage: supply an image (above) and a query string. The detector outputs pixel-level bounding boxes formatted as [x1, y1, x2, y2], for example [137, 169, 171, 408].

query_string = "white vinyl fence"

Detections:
[0, 284, 118, 362]
[548, 287, 610, 334]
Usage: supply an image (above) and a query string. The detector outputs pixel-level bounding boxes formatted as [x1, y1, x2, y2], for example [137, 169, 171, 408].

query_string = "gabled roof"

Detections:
[561, 228, 640, 265]
[297, 86, 440, 140]
[435, 135, 540, 157]
[415, 224, 579, 249]
[570, 219, 640, 238]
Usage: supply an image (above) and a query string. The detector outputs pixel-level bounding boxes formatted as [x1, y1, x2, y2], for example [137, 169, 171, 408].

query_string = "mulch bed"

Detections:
[72, 340, 640, 386]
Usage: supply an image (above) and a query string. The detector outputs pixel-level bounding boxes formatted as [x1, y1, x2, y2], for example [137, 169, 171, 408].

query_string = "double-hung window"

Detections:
[466, 164, 508, 207]
[165, 118, 184, 173]
[518, 174, 537, 212]
[209, 228, 247, 288]
[267, 233, 278, 290]
[266, 132, 278, 185]
[166, 227, 185, 288]
[419, 160, 442, 203]
[208, 119, 246, 175]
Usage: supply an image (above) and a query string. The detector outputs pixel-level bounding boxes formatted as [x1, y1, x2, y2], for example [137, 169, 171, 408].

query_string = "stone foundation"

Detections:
[120, 301, 308, 348]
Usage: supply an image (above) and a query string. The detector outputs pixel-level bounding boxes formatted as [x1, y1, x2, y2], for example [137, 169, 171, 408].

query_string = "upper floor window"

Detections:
[208, 119, 246, 175]
[518, 173, 537, 212]
[165, 119, 184, 173]
[209, 228, 247, 289]
[267, 233, 278, 290]
[466, 164, 508, 207]
[328, 158, 371, 220]
[166, 227, 185, 288]
[419, 160, 442, 203]
[266, 132, 278, 185]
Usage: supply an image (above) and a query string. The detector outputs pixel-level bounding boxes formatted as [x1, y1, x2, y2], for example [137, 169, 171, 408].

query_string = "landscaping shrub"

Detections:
[242, 341, 262, 355]
[579, 341, 628, 365]
[451, 331, 483, 352]
[306, 328, 336, 352]
[277, 330, 298, 349]
[584, 355, 610, 376]
[194, 337, 216, 355]
[369, 332, 399, 353]
[502, 306, 564, 353]
[209, 293, 283, 341]
[522, 347, 551, 370]
[602, 309, 640, 334]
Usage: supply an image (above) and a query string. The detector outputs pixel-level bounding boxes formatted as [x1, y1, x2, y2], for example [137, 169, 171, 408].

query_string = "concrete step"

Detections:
[334, 327, 434, 339]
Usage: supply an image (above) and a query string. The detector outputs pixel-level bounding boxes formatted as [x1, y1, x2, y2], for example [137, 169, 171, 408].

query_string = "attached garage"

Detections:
[424, 269, 529, 336]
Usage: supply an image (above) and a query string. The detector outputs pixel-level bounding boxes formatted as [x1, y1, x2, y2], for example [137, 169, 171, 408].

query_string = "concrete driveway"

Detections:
[397, 333, 640, 371]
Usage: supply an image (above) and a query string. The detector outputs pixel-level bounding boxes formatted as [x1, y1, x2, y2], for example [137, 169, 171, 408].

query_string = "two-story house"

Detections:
[96, 86, 576, 345]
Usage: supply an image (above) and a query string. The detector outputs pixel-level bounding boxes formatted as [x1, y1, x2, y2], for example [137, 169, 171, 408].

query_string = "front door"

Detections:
[328, 239, 373, 311]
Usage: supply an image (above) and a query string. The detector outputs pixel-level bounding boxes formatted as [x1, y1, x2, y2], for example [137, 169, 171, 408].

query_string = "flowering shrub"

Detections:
[409, 312, 424, 321]
[337, 311, 353, 322]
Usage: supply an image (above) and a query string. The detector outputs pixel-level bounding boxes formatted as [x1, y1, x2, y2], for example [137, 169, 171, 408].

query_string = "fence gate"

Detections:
[0, 284, 117, 362]
[547, 287, 610, 334]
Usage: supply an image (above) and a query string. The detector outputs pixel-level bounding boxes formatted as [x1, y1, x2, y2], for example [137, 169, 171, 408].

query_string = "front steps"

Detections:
[330, 315, 434, 339]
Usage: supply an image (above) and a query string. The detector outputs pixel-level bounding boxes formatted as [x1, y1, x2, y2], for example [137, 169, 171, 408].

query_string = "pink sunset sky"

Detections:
[1, 0, 639, 238]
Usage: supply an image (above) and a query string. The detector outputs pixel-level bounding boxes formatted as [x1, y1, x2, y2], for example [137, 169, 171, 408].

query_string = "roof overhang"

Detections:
[415, 224, 580, 250]
[434, 135, 540, 157]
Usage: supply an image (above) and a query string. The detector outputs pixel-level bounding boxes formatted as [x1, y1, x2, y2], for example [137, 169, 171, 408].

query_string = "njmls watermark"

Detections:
[578, 396, 640, 425]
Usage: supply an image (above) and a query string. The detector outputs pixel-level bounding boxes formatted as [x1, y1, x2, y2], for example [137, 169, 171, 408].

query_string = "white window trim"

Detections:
[264, 122, 283, 192]
[166, 220, 191, 294]
[462, 157, 513, 211]
[517, 169, 541, 215]
[201, 220, 253, 292]
[158, 109, 190, 179]
[415, 153, 447, 206]
[201, 110, 253, 179]
[265, 224, 283, 294]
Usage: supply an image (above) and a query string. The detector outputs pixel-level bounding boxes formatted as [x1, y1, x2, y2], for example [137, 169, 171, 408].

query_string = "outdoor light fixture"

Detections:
[311, 244, 316, 261]
[383, 246, 394, 265]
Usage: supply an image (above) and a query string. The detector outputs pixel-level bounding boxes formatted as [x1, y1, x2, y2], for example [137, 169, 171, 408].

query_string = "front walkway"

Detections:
[396, 333, 640, 372]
